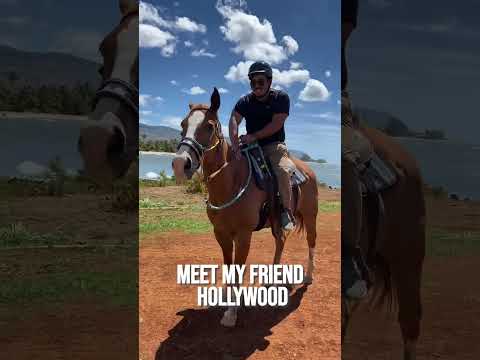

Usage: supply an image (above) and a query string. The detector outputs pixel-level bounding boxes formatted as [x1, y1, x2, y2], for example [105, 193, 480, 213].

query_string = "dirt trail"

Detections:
[140, 186, 341, 360]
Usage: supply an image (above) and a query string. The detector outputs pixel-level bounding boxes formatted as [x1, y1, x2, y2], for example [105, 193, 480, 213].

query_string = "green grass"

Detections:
[427, 228, 480, 257]
[140, 218, 212, 234]
[139, 198, 204, 212]
[0, 222, 67, 248]
[0, 246, 137, 306]
[318, 200, 341, 213]
[0, 270, 137, 306]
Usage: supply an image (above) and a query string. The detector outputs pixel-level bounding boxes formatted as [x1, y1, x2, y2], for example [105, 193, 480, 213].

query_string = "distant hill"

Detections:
[141, 123, 326, 162]
[353, 107, 446, 140]
[353, 107, 410, 137]
[140, 123, 181, 141]
[0, 45, 101, 87]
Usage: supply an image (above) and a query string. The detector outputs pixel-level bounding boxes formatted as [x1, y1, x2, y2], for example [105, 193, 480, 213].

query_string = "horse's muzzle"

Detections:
[172, 153, 193, 184]
[78, 115, 131, 185]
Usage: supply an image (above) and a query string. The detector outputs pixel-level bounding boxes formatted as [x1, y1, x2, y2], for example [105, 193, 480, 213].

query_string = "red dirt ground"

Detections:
[140, 186, 341, 360]
[342, 195, 480, 359]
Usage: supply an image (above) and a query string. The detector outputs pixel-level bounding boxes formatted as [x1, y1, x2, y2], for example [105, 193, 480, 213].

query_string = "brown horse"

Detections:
[172, 88, 319, 327]
[341, 126, 426, 360]
[78, 0, 139, 185]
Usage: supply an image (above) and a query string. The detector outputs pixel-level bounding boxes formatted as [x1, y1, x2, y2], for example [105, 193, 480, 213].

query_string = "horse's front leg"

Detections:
[220, 230, 252, 327]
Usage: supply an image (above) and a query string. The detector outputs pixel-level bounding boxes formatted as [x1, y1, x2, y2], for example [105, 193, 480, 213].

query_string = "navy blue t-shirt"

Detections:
[234, 89, 290, 146]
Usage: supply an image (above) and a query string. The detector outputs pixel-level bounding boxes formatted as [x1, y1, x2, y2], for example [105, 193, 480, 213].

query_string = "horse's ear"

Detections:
[189, 103, 194, 110]
[210, 87, 220, 112]
[119, 0, 138, 15]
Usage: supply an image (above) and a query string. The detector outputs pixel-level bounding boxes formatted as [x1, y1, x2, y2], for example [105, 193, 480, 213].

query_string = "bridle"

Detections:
[92, 10, 139, 117]
[177, 107, 223, 170]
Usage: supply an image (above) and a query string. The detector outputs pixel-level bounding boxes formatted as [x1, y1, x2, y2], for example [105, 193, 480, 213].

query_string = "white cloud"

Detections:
[191, 48, 216, 58]
[225, 60, 254, 82]
[140, 1, 170, 28]
[368, 0, 392, 9]
[140, 94, 163, 107]
[141, 110, 153, 115]
[282, 35, 299, 56]
[290, 62, 302, 70]
[173, 1, 180, 6]
[272, 84, 284, 91]
[325, 70, 331, 78]
[203, 39, 209, 46]
[139, 24, 176, 57]
[139, 1, 207, 57]
[294, 102, 304, 108]
[218, 88, 229, 93]
[175, 17, 207, 33]
[299, 79, 331, 102]
[225, 61, 310, 88]
[139, 94, 152, 107]
[140, 1, 206, 33]
[159, 116, 183, 129]
[183, 86, 206, 95]
[217, 4, 298, 65]
[184, 40, 193, 47]
[192, 74, 199, 78]
[170, 80, 178, 85]
[272, 68, 310, 87]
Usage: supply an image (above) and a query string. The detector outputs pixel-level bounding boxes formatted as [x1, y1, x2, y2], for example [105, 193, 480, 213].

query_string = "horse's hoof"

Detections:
[304, 273, 313, 285]
[220, 312, 237, 327]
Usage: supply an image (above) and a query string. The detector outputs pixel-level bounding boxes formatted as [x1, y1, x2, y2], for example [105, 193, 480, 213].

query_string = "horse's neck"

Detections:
[203, 142, 247, 202]
[202, 140, 230, 179]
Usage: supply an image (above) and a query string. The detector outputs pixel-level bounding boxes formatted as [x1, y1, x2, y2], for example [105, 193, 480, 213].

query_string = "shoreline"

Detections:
[1, 111, 87, 121]
[140, 151, 175, 156]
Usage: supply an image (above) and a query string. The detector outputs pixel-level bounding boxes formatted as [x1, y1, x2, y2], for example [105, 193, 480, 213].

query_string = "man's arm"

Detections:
[229, 110, 243, 156]
[252, 113, 288, 141]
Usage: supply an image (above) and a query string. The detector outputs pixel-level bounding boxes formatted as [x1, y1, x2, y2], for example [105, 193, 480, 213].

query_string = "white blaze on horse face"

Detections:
[185, 110, 206, 139]
[111, 17, 138, 83]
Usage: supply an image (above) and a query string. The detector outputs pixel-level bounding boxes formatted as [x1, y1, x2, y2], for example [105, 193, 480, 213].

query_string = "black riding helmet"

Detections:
[248, 61, 273, 80]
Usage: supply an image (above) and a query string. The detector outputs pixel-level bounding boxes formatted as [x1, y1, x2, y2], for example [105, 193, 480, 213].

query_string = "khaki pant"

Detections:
[262, 142, 295, 211]
[341, 91, 373, 254]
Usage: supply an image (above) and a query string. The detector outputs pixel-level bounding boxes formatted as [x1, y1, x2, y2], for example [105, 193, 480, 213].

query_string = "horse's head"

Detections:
[78, 0, 139, 185]
[172, 87, 223, 184]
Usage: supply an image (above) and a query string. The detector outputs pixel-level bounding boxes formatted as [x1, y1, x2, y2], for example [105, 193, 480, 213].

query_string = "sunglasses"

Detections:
[250, 78, 266, 87]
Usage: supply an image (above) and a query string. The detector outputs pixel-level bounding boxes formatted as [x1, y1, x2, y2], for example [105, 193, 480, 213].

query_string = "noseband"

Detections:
[93, 78, 139, 115]
[177, 108, 223, 168]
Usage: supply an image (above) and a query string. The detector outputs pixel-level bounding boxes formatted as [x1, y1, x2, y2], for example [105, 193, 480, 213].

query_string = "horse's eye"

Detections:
[98, 66, 104, 77]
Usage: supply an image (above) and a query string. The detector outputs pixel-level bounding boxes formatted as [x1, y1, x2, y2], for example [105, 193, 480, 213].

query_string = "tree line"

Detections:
[139, 135, 179, 153]
[0, 77, 96, 115]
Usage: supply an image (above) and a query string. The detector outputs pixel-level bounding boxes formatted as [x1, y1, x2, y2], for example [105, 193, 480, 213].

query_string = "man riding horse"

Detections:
[229, 61, 296, 231]
[341, 0, 373, 300]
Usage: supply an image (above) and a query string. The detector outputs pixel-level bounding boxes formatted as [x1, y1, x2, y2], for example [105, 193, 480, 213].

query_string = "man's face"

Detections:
[250, 74, 271, 97]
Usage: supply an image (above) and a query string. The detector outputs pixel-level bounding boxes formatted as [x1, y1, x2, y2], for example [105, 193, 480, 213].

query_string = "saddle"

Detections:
[240, 143, 308, 231]
[354, 152, 399, 286]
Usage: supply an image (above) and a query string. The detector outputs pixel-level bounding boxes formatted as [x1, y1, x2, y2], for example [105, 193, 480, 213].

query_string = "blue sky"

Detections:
[0, 0, 117, 62]
[140, 0, 341, 164]
[348, 0, 480, 145]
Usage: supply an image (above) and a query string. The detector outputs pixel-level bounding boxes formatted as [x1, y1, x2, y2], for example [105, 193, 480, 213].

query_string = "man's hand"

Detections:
[239, 134, 256, 145]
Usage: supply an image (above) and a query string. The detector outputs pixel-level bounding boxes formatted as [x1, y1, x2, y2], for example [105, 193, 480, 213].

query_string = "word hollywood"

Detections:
[177, 264, 304, 307]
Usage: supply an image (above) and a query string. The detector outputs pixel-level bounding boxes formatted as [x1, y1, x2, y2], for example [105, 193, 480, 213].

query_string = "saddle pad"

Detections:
[359, 152, 397, 194]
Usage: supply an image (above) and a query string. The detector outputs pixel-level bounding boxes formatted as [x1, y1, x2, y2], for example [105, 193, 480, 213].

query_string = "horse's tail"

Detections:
[366, 194, 397, 313]
[293, 210, 306, 237]
[370, 253, 396, 313]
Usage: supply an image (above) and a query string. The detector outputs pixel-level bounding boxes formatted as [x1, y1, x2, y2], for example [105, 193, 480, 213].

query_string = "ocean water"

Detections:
[139, 152, 341, 189]
[1, 118, 478, 199]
